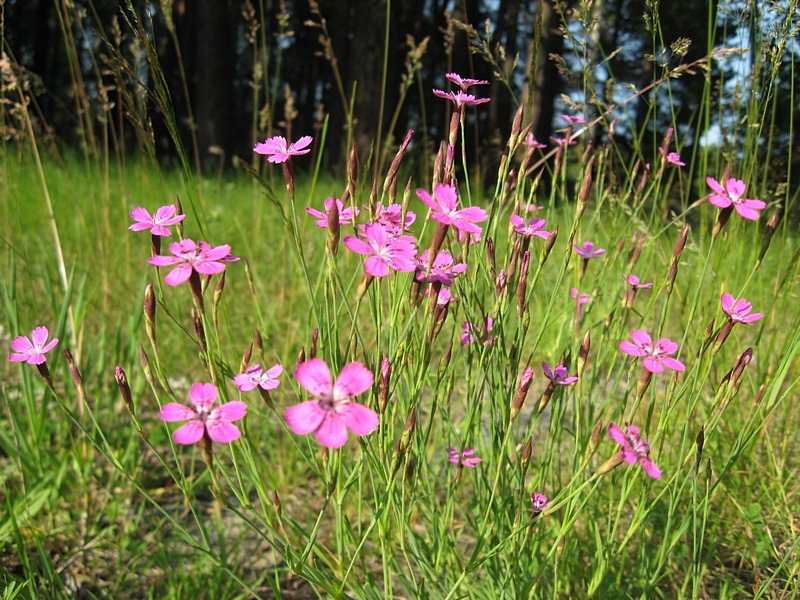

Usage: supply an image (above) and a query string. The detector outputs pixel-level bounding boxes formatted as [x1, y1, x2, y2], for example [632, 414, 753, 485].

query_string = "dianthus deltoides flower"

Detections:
[343, 222, 417, 278]
[253, 135, 312, 163]
[149, 239, 237, 286]
[446, 446, 482, 468]
[706, 177, 766, 220]
[129, 204, 185, 236]
[604, 422, 661, 479]
[159, 383, 247, 445]
[619, 329, 685, 373]
[285, 359, 379, 448]
[416, 183, 488, 237]
[8, 326, 58, 365]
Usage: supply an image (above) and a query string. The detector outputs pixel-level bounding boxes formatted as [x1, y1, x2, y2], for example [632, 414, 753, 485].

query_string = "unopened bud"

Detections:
[636, 366, 653, 399]
[756, 207, 780, 269]
[240, 342, 253, 373]
[347, 143, 359, 201]
[115, 365, 135, 416]
[378, 357, 391, 414]
[695, 427, 704, 473]
[309, 328, 319, 360]
[729, 347, 753, 391]
[272, 490, 282, 518]
[437, 343, 453, 380]
[713, 319, 734, 355]
[511, 366, 535, 422]
[64, 348, 86, 401]
[486, 237, 497, 282]
[520, 436, 533, 475]
[753, 383, 765, 405]
[174, 196, 184, 238]
[213, 270, 226, 311]
[597, 451, 625, 476]
[191, 307, 206, 352]
[383, 130, 413, 195]
[244, 258, 257, 297]
[575, 154, 595, 219]
[542, 226, 558, 263]
[138, 344, 155, 389]
[578, 329, 591, 377]
[144, 283, 157, 345]
[296, 347, 306, 369]
[326, 199, 340, 257]
[254, 329, 264, 353]
[516, 251, 531, 316]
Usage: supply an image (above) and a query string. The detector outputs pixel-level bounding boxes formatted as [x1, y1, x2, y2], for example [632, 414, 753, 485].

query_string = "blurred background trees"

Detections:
[2, 0, 798, 191]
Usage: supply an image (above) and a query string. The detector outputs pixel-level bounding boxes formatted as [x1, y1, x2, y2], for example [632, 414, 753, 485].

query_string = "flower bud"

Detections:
[115, 365, 135, 416]
[511, 366, 534, 422]
[378, 357, 391, 414]
[174, 196, 184, 238]
[296, 347, 306, 369]
[240, 342, 253, 373]
[309, 328, 319, 360]
[578, 329, 591, 377]
[64, 348, 86, 402]
[144, 283, 157, 346]
[326, 199, 340, 257]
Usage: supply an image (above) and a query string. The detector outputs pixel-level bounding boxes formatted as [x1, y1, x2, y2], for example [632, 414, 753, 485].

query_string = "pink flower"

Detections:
[159, 383, 247, 445]
[8, 326, 58, 365]
[371, 202, 416, 233]
[129, 204, 185, 236]
[525, 134, 547, 150]
[416, 184, 488, 237]
[550, 136, 576, 147]
[254, 135, 313, 163]
[530, 492, 551, 514]
[233, 364, 283, 392]
[510, 215, 550, 239]
[570, 288, 593, 308]
[542, 362, 578, 386]
[284, 358, 379, 448]
[706, 177, 766, 220]
[619, 329, 685, 373]
[659, 148, 685, 167]
[623, 274, 653, 290]
[608, 422, 661, 479]
[444, 72, 489, 90]
[415, 250, 467, 286]
[446, 446, 482, 468]
[460, 317, 495, 345]
[432, 89, 491, 108]
[148, 239, 236, 286]
[573, 241, 605, 259]
[343, 223, 417, 278]
[720, 293, 763, 324]
[306, 198, 358, 228]
[561, 114, 586, 125]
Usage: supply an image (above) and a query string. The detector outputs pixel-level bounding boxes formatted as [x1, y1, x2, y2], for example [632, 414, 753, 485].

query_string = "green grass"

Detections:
[2, 1, 800, 598]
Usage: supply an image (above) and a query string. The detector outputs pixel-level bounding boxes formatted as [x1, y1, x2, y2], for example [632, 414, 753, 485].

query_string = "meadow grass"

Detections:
[2, 2, 800, 599]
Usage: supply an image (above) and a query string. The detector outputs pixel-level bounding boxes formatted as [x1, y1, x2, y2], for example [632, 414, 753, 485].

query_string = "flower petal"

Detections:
[159, 403, 197, 422]
[212, 400, 247, 422]
[163, 264, 193, 286]
[639, 456, 662, 479]
[172, 421, 205, 445]
[284, 400, 327, 435]
[642, 356, 664, 373]
[333, 362, 374, 399]
[294, 358, 333, 397]
[314, 413, 349, 448]
[608, 422, 628, 445]
[189, 383, 218, 410]
[205, 420, 241, 444]
[341, 402, 379, 436]
[619, 340, 647, 357]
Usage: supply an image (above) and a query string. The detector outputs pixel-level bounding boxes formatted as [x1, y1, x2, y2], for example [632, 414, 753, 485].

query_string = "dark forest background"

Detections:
[2, 0, 798, 190]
